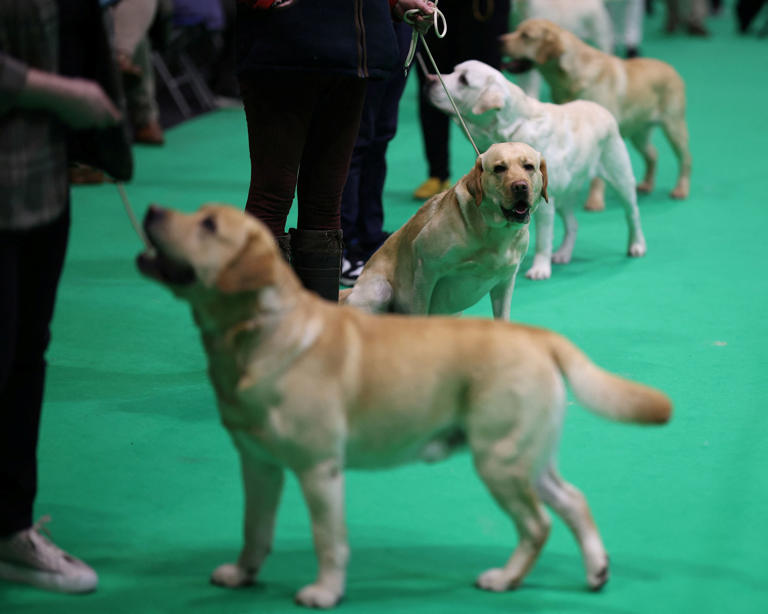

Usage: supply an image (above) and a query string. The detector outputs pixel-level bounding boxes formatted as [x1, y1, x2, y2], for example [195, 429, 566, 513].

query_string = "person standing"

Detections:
[0, 0, 121, 593]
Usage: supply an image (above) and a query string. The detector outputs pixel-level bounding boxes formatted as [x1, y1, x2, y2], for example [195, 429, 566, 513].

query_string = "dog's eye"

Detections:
[201, 215, 217, 233]
[459, 73, 469, 85]
[493, 164, 507, 173]
[523, 163, 535, 171]
[521, 31, 530, 40]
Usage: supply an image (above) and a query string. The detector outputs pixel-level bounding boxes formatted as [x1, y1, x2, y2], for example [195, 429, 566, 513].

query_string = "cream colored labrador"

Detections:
[341, 142, 547, 318]
[427, 60, 645, 280]
[501, 18, 691, 199]
[137, 203, 672, 609]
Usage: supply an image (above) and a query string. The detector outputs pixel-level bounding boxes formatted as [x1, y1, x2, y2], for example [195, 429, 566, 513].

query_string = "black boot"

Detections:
[289, 228, 343, 302]
[276, 233, 291, 263]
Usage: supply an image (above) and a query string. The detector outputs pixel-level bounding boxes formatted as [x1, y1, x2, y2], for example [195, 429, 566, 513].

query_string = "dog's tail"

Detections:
[546, 331, 672, 424]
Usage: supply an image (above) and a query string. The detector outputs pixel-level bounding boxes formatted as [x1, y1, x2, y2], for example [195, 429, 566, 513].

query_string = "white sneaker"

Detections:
[341, 256, 365, 286]
[0, 516, 98, 594]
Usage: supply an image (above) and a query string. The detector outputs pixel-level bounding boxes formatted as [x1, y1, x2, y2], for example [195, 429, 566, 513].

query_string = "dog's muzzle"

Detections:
[136, 205, 197, 286]
[501, 58, 535, 73]
[501, 181, 532, 223]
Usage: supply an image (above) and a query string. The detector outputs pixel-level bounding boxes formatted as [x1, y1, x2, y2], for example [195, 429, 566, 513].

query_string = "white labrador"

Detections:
[427, 60, 645, 280]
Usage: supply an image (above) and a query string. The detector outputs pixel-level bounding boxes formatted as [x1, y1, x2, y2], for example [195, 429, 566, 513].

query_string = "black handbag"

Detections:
[57, 0, 134, 181]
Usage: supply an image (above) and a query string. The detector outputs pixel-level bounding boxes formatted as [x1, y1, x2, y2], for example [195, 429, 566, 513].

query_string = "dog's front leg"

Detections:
[490, 277, 515, 321]
[525, 198, 555, 280]
[211, 450, 285, 588]
[411, 256, 437, 314]
[295, 459, 348, 609]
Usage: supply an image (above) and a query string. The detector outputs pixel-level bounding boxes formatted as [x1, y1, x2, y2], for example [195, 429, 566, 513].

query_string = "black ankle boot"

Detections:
[276, 233, 291, 263]
[289, 228, 343, 302]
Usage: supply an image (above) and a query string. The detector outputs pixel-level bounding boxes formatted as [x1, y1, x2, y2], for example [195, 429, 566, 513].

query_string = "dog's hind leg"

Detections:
[472, 460, 551, 592]
[599, 136, 646, 257]
[552, 197, 578, 265]
[630, 125, 658, 194]
[294, 459, 349, 608]
[536, 464, 609, 590]
[661, 113, 691, 200]
[211, 447, 285, 588]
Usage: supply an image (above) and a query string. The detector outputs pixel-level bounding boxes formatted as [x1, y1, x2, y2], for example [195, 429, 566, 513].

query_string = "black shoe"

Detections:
[341, 256, 365, 286]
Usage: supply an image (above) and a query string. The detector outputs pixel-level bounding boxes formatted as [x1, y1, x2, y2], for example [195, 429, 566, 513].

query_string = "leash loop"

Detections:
[402, 0, 481, 158]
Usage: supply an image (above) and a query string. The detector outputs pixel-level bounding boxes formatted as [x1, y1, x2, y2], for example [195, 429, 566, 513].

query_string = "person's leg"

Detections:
[129, 36, 164, 144]
[112, 0, 159, 60]
[0, 208, 70, 538]
[239, 70, 316, 237]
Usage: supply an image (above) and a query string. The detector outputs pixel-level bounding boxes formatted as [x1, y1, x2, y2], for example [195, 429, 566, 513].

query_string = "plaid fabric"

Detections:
[0, 0, 68, 231]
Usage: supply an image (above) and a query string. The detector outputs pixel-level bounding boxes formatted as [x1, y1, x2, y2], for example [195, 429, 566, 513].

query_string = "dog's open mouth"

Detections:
[502, 201, 531, 224]
[501, 58, 535, 73]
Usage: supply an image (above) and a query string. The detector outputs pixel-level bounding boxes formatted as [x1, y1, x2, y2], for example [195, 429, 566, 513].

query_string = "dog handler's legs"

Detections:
[552, 201, 578, 264]
[473, 456, 551, 591]
[584, 177, 606, 212]
[526, 198, 555, 280]
[295, 459, 348, 608]
[211, 442, 285, 587]
[536, 465, 609, 590]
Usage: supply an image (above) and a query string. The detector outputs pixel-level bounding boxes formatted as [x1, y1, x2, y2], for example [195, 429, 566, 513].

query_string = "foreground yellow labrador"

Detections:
[137, 204, 671, 609]
[341, 142, 548, 318]
[501, 18, 691, 200]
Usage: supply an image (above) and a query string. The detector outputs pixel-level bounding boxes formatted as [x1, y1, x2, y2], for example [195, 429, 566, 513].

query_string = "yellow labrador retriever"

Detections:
[137, 204, 671, 609]
[501, 18, 691, 200]
[341, 142, 548, 319]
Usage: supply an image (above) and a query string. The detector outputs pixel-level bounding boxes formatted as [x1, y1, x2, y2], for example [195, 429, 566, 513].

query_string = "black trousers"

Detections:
[0, 208, 70, 537]
[415, 0, 510, 180]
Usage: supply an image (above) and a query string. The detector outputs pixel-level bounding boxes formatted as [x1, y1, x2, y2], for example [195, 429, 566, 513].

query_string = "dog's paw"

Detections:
[551, 248, 572, 264]
[669, 186, 689, 200]
[475, 567, 516, 592]
[525, 264, 551, 280]
[636, 181, 654, 194]
[210, 563, 255, 588]
[628, 240, 647, 258]
[587, 559, 610, 591]
[294, 583, 342, 609]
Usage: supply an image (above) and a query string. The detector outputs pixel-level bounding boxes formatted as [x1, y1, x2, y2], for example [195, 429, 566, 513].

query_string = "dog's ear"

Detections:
[534, 29, 564, 65]
[465, 156, 484, 207]
[216, 234, 277, 293]
[472, 86, 505, 116]
[539, 157, 549, 203]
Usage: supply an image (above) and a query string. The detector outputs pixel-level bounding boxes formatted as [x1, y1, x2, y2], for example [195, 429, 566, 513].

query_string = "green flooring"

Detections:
[3, 8, 767, 614]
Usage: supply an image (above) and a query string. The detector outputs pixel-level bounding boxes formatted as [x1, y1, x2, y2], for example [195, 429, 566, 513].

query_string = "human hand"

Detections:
[393, 0, 436, 34]
[54, 77, 122, 129]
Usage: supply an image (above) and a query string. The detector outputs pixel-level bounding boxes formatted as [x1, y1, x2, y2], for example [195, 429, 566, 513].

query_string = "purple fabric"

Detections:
[172, 0, 225, 30]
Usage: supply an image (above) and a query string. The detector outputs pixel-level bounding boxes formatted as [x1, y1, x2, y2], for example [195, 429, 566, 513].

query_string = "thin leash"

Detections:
[112, 178, 155, 254]
[403, 1, 482, 158]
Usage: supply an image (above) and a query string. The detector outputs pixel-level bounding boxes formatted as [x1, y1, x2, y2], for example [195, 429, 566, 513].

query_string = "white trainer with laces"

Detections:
[0, 516, 98, 594]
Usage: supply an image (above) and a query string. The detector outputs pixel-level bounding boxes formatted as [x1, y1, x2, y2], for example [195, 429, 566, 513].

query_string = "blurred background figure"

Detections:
[413, 0, 510, 200]
[735, 0, 768, 33]
[340, 21, 412, 287]
[0, 0, 124, 593]
[664, 0, 710, 35]
[606, 0, 645, 56]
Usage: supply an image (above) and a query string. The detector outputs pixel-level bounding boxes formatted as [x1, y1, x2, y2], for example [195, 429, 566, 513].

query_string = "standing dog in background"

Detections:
[137, 203, 671, 608]
[341, 142, 547, 319]
[501, 18, 691, 200]
[427, 60, 645, 281]
[510, 0, 614, 98]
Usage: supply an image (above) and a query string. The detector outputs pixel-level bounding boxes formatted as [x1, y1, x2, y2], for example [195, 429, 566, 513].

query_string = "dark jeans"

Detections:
[0, 208, 70, 537]
[415, 0, 510, 180]
[240, 70, 368, 237]
[340, 22, 411, 257]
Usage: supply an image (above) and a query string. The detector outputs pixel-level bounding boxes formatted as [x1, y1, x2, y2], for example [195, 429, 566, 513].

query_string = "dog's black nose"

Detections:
[511, 181, 529, 195]
[145, 204, 165, 224]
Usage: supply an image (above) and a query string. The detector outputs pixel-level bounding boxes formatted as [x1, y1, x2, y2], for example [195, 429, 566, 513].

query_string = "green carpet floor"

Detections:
[3, 8, 767, 614]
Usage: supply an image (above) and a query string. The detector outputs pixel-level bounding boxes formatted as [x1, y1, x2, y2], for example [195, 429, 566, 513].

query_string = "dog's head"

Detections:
[499, 19, 566, 72]
[457, 141, 548, 227]
[137, 203, 285, 305]
[426, 60, 528, 125]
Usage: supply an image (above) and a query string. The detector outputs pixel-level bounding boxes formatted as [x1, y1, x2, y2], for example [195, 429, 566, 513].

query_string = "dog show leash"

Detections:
[403, 0, 482, 158]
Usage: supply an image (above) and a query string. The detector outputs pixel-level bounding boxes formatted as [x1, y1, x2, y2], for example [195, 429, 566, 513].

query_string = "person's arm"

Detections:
[0, 52, 121, 129]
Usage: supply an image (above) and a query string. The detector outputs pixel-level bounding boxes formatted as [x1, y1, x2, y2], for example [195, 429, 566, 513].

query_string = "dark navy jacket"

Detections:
[236, 0, 400, 80]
